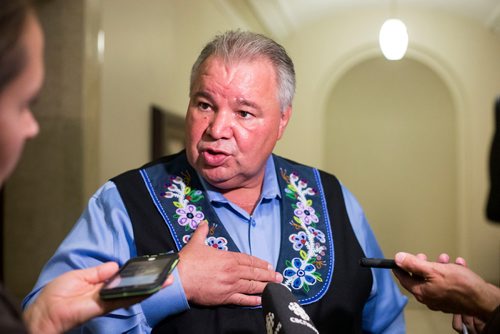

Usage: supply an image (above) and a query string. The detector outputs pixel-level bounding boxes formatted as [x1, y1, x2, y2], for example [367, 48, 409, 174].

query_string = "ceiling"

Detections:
[224, 0, 500, 39]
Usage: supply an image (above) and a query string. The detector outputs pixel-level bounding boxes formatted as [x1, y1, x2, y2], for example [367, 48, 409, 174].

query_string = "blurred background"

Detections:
[2, 1, 499, 332]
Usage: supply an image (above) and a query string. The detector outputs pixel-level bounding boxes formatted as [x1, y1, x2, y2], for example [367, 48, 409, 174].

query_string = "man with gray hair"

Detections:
[25, 30, 407, 333]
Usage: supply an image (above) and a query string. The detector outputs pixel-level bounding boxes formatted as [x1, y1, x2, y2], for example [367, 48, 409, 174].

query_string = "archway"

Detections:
[325, 57, 457, 259]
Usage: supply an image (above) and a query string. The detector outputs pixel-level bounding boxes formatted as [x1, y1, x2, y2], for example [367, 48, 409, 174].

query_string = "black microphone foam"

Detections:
[262, 283, 319, 334]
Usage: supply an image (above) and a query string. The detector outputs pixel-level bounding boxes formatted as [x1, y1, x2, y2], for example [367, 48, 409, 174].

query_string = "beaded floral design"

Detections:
[281, 170, 327, 292]
[206, 236, 228, 251]
[160, 174, 209, 244]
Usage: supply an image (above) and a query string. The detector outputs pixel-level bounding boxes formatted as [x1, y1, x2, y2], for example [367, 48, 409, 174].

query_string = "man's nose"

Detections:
[207, 110, 233, 139]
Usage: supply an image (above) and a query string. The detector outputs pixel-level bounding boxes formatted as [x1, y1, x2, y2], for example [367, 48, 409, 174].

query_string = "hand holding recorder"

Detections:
[359, 257, 398, 269]
[392, 252, 500, 323]
[24, 255, 177, 334]
[99, 253, 179, 299]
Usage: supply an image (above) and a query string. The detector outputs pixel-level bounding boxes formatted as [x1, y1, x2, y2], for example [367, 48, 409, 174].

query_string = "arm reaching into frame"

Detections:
[393, 252, 500, 322]
[23, 262, 174, 334]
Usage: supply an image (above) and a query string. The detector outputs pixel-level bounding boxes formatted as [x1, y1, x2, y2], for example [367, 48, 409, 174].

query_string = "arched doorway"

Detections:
[325, 57, 457, 259]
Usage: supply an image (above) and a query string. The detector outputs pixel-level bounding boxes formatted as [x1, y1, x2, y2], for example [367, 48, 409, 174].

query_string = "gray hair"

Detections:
[189, 30, 296, 112]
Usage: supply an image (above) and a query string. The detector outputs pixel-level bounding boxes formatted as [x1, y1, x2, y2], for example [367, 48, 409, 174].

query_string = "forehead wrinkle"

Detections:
[195, 57, 270, 110]
[220, 64, 263, 110]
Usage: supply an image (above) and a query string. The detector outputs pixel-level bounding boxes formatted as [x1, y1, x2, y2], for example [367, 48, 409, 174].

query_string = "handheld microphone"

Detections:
[262, 283, 319, 334]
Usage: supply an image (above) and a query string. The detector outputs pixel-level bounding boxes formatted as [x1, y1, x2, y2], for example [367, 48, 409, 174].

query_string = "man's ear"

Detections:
[277, 106, 292, 140]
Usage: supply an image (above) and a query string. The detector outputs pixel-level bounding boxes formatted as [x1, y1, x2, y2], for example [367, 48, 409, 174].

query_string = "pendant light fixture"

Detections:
[379, 1, 408, 60]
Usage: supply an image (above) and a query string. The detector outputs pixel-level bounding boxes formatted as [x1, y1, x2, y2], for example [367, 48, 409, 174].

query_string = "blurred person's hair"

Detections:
[0, 0, 32, 94]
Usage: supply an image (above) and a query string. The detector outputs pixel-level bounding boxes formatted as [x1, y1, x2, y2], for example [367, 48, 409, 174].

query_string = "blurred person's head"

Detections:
[0, 0, 43, 185]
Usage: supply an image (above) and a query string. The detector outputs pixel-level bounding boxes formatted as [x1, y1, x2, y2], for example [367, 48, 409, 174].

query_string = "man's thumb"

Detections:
[395, 252, 429, 277]
[190, 221, 209, 243]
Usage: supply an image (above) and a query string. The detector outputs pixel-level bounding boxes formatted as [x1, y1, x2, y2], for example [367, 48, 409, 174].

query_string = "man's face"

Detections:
[185, 55, 291, 191]
[0, 13, 44, 185]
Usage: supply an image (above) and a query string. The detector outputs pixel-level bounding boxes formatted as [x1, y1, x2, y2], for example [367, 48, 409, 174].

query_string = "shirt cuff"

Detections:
[140, 268, 190, 327]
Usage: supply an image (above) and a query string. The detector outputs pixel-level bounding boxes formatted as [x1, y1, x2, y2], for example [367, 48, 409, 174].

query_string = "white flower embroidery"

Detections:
[282, 170, 325, 291]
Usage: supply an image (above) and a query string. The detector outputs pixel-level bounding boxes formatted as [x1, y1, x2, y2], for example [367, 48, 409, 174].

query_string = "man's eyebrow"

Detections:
[192, 91, 213, 100]
[192, 92, 259, 109]
[236, 98, 258, 109]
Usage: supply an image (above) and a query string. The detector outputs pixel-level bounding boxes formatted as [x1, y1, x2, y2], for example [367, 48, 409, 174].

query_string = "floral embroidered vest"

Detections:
[112, 151, 372, 333]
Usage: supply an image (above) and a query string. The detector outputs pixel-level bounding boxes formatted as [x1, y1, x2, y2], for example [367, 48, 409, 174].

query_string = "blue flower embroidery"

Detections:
[283, 258, 317, 290]
[206, 236, 228, 251]
[282, 169, 326, 292]
[308, 227, 325, 243]
[289, 231, 308, 251]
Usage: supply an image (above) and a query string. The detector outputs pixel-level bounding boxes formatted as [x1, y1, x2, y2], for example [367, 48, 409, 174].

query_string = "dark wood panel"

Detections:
[151, 105, 185, 160]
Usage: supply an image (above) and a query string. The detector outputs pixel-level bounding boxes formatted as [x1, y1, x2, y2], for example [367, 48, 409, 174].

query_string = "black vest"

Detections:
[112, 152, 372, 333]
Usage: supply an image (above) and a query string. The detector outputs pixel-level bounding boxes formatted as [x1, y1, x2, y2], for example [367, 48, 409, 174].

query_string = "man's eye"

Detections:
[238, 111, 252, 118]
[198, 102, 211, 111]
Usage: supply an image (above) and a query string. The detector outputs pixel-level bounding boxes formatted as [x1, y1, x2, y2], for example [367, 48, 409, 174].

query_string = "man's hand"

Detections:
[178, 221, 283, 306]
[24, 262, 174, 334]
[438, 255, 486, 334]
[393, 252, 500, 322]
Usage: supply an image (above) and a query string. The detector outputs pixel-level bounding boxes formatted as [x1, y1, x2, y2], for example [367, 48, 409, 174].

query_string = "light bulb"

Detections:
[379, 18, 408, 60]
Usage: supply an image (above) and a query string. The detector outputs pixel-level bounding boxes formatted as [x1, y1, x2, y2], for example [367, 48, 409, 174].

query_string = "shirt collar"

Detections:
[197, 155, 281, 204]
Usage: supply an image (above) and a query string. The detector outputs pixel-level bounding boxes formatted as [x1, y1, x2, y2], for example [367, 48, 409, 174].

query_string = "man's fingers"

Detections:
[236, 279, 267, 295]
[162, 274, 174, 288]
[437, 253, 450, 264]
[234, 253, 283, 281]
[455, 257, 467, 267]
[233, 252, 273, 270]
[86, 262, 120, 284]
[393, 268, 423, 294]
[392, 268, 410, 283]
[237, 265, 282, 283]
[416, 253, 428, 261]
[226, 293, 262, 307]
[452, 314, 463, 332]
[395, 252, 432, 278]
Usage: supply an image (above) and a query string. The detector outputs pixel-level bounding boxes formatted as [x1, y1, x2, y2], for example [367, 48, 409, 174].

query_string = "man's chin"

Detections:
[199, 169, 237, 190]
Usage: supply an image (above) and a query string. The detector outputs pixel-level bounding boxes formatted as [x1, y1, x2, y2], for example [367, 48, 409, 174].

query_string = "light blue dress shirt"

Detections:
[23, 157, 407, 333]
[198, 157, 282, 268]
